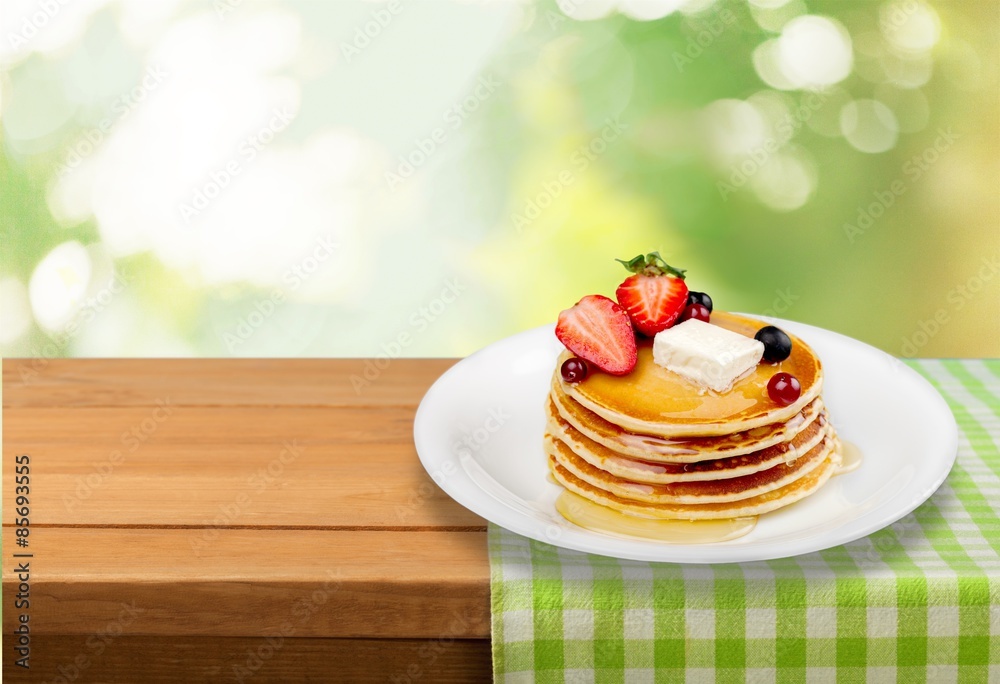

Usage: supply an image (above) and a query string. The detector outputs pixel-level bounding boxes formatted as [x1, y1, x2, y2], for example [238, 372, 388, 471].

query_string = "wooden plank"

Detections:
[4, 413, 482, 528]
[0, 446, 482, 528]
[4, 406, 416, 445]
[1, 527, 490, 638]
[3, 358, 458, 408]
[2, 636, 491, 683]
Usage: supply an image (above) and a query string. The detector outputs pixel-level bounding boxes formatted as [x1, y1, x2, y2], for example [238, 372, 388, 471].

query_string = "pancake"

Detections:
[543, 308, 842, 530]
[559, 311, 823, 437]
[546, 398, 830, 484]
[548, 451, 842, 520]
[551, 378, 824, 462]
[545, 427, 835, 505]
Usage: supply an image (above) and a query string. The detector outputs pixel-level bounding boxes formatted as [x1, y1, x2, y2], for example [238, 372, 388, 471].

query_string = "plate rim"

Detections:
[413, 316, 959, 563]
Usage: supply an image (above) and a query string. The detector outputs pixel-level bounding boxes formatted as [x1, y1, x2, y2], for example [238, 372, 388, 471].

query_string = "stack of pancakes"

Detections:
[546, 312, 841, 520]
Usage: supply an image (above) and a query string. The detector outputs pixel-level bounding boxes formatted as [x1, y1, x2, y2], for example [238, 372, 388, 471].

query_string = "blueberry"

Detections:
[686, 291, 713, 313]
[754, 325, 792, 363]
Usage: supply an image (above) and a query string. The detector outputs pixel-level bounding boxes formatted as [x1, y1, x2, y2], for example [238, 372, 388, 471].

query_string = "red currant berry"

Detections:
[560, 358, 589, 383]
[767, 372, 801, 406]
[679, 303, 711, 323]
[686, 291, 713, 313]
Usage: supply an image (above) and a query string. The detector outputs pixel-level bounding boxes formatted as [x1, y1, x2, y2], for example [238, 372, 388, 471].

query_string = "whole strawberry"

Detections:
[614, 252, 689, 336]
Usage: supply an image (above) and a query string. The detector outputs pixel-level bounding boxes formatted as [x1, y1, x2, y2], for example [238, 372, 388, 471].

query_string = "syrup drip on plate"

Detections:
[555, 490, 757, 543]
[834, 440, 863, 476]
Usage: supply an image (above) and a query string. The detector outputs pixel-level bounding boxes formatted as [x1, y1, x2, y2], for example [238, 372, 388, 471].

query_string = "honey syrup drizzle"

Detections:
[555, 490, 757, 543]
[834, 440, 863, 475]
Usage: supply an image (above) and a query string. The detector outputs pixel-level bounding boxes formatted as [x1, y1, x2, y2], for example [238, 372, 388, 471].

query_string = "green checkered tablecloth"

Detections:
[489, 360, 1000, 683]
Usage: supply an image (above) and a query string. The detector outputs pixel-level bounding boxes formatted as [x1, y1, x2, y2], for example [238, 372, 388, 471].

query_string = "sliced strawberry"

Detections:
[614, 252, 689, 336]
[555, 295, 637, 375]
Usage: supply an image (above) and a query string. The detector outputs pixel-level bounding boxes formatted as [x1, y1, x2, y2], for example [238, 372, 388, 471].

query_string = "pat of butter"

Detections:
[652, 319, 764, 392]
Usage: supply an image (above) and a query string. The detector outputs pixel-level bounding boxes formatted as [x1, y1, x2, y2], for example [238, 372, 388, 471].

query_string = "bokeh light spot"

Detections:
[777, 16, 853, 89]
[750, 150, 816, 211]
[881, 51, 933, 88]
[840, 99, 900, 153]
[880, 0, 941, 54]
[29, 241, 93, 332]
[753, 39, 796, 90]
[619, 0, 685, 21]
[703, 99, 769, 161]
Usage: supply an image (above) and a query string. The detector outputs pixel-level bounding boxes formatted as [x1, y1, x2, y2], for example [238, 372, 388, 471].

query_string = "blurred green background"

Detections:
[1, 0, 997, 359]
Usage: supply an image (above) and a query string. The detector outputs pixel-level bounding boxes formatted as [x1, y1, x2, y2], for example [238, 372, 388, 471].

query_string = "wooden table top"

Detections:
[2, 358, 491, 682]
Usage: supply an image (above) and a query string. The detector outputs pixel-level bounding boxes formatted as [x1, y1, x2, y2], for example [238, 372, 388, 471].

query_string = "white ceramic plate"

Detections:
[413, 316, 958, 563]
